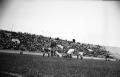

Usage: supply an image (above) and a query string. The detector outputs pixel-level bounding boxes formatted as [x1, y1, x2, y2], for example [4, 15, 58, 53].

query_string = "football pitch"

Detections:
[0, 52, 120, 77]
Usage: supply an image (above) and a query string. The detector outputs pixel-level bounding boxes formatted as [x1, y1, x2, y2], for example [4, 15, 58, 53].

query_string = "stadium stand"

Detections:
[0, 29, 108, 57]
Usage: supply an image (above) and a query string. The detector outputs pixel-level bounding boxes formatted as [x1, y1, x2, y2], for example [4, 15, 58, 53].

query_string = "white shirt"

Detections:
[78, 52, 84, 55]
[57, 45, 63, 49]
[55, 51, 62, 57]
[48, 48, 51, 50]
[67, 49, 75, 54]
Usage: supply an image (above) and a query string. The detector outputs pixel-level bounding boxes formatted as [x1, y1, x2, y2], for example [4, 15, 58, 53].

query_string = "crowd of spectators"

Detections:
[0, 29, 108, 57]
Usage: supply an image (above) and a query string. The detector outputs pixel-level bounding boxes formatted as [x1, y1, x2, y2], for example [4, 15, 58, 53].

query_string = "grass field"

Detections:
[0, 53, 120, 77]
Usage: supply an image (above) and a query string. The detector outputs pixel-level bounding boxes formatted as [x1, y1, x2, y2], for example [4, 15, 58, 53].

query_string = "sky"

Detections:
[0, 0, 120, 47]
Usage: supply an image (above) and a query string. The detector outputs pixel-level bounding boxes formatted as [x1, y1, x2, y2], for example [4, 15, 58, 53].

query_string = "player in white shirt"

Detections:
[77, 52, 84, 59]
[67, 49, 75, 58]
